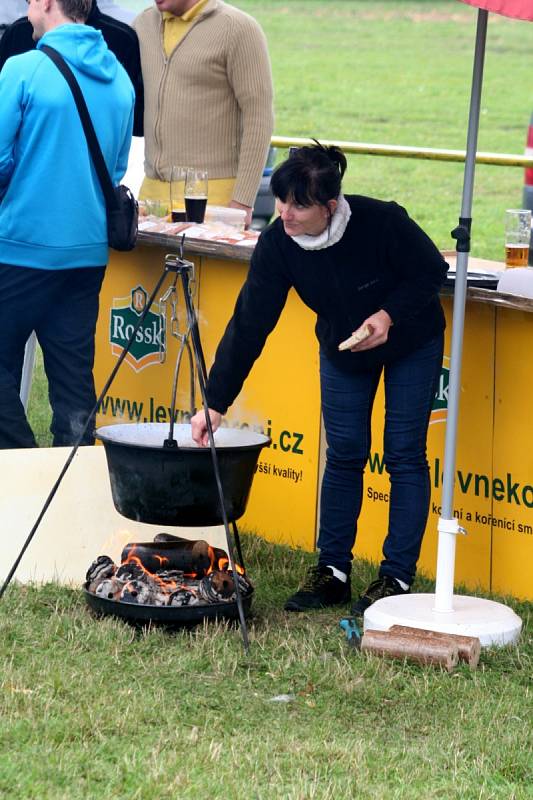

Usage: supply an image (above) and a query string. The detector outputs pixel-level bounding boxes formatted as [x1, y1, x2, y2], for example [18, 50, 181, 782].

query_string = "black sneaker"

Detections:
[284, 566, 351, 612]
[351, 576, 410, 616]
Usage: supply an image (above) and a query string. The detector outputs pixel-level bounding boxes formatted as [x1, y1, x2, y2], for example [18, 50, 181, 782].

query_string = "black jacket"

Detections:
[206, 195, 448, 413]
[0, 0, 143, 136]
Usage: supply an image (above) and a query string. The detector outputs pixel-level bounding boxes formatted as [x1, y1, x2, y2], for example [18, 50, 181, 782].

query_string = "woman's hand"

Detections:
[349, 310, 393, 351]
[190, 408, 222, 446]
[229, 200, 253, 228]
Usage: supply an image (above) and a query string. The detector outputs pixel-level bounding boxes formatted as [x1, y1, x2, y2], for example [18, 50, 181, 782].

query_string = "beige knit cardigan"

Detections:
[133, 0, 274, 208]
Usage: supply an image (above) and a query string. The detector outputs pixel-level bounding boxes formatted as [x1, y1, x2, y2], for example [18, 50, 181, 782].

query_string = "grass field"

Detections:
[8, 4, 533, 797]
[1, 536, 531, 800]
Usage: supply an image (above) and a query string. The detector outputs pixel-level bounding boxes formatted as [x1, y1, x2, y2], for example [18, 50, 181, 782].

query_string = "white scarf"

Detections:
[290, 194, 352, 251]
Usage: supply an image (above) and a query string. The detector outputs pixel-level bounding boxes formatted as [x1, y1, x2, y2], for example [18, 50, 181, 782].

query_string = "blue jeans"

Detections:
[317, 334, 444, 585]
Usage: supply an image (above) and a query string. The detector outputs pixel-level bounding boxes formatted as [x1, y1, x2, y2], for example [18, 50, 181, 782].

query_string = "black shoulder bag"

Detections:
[41, 44, 138, 252]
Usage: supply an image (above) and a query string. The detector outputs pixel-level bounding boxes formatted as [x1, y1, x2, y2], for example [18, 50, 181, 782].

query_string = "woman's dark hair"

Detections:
[270, 140, 347, 207]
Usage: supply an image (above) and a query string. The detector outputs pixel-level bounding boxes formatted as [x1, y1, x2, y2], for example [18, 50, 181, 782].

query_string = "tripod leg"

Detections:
[179, 268, 251, 654]
[231, 520, 246, 572]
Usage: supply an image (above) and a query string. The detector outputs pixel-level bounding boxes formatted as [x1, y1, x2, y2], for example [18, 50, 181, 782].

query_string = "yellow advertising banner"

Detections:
[491, 308, 533, 600]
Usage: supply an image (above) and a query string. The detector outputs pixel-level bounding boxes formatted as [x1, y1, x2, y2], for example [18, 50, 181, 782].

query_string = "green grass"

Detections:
[26, 345, 52, 446]
[1, 535, 531, 799]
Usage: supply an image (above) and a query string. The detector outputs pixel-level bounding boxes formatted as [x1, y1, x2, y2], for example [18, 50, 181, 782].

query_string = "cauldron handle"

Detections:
[165, 331, 193, 449]
[162, 256, 197, 447]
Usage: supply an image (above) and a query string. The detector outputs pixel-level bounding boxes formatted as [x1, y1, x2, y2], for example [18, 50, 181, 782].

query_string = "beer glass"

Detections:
[505, 209, 531, 268]
[184, 169, 208, 224]
[170, 166, 188, 222]
[143, 198, 166, 218]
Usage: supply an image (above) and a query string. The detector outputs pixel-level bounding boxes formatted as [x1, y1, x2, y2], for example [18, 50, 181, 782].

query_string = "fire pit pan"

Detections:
[95, 423, 270, 526]
[83, 585, 253, 626]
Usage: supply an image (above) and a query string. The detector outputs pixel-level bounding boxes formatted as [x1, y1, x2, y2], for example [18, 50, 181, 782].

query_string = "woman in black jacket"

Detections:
[191, 142, 448, 616]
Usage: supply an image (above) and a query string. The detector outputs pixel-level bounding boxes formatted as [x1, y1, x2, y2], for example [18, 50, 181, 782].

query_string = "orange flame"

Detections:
[123, 551, 180, 593]
[122, 542, 245, 591]
[207, 545, 216, 576]
[206, 547, 244, 576]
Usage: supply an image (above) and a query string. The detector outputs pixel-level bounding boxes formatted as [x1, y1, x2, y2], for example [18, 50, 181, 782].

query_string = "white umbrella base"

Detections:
[363, 593, 522, 647]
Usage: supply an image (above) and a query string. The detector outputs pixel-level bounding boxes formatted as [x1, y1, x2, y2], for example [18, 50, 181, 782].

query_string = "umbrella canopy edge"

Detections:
[459, 0, 533, 22]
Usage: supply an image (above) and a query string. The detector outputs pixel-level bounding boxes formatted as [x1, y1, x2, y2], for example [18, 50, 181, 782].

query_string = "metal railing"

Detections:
[271, 135, 533, 168]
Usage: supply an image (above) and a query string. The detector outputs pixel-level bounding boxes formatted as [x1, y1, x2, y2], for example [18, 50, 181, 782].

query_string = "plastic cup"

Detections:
[142, 198, 166, 218]
[170, 166, 188, 222]
[505, 209, 531, 268]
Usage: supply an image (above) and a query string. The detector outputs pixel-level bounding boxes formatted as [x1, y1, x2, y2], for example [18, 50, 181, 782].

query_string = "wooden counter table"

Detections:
[93, 235, 533, 601]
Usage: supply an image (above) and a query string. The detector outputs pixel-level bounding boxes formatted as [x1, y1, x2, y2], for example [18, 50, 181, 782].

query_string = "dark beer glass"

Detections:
[184, 169, 208, 224]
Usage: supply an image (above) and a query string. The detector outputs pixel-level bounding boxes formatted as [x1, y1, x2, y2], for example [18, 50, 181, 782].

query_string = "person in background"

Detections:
[133, 0, 274, 227]
[0, 0, 134, 449]
[0, 0, 143, 135]
[191, 143, 448, 616]
[0, 1, 27, 40]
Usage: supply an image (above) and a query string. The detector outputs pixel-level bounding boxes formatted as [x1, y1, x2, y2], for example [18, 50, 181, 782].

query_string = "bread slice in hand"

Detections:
[338, 324, 371, 351]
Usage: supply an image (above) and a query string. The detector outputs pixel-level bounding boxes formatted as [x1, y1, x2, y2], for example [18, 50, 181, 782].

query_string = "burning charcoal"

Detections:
[86, 555, 116, 592]
[153, 591, 172, 606]
[169, 588, 199, 607]
[198, 572, 234, 603]
[120, 584, 141, 604]
[194, 569, 252, 604]
[121, 540, 213, 577]
[156, 569, 184, 584]
[236, 573, 253, 595]
[209, 571, 236, 599]
[116, 562, 144, 582]
[152, 571, 184, 600]
[95, 576, 123, 601]
[120, 579, 158, 605]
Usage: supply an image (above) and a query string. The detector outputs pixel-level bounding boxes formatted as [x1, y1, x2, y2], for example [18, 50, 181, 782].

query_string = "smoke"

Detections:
[221, 397, 266, 435]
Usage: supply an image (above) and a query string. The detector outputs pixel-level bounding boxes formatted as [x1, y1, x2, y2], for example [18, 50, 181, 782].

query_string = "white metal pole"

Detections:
[434, 9, 488, 613]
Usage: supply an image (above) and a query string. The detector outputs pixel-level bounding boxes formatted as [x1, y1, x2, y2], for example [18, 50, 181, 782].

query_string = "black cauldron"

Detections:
[95, 423, 270, 526]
